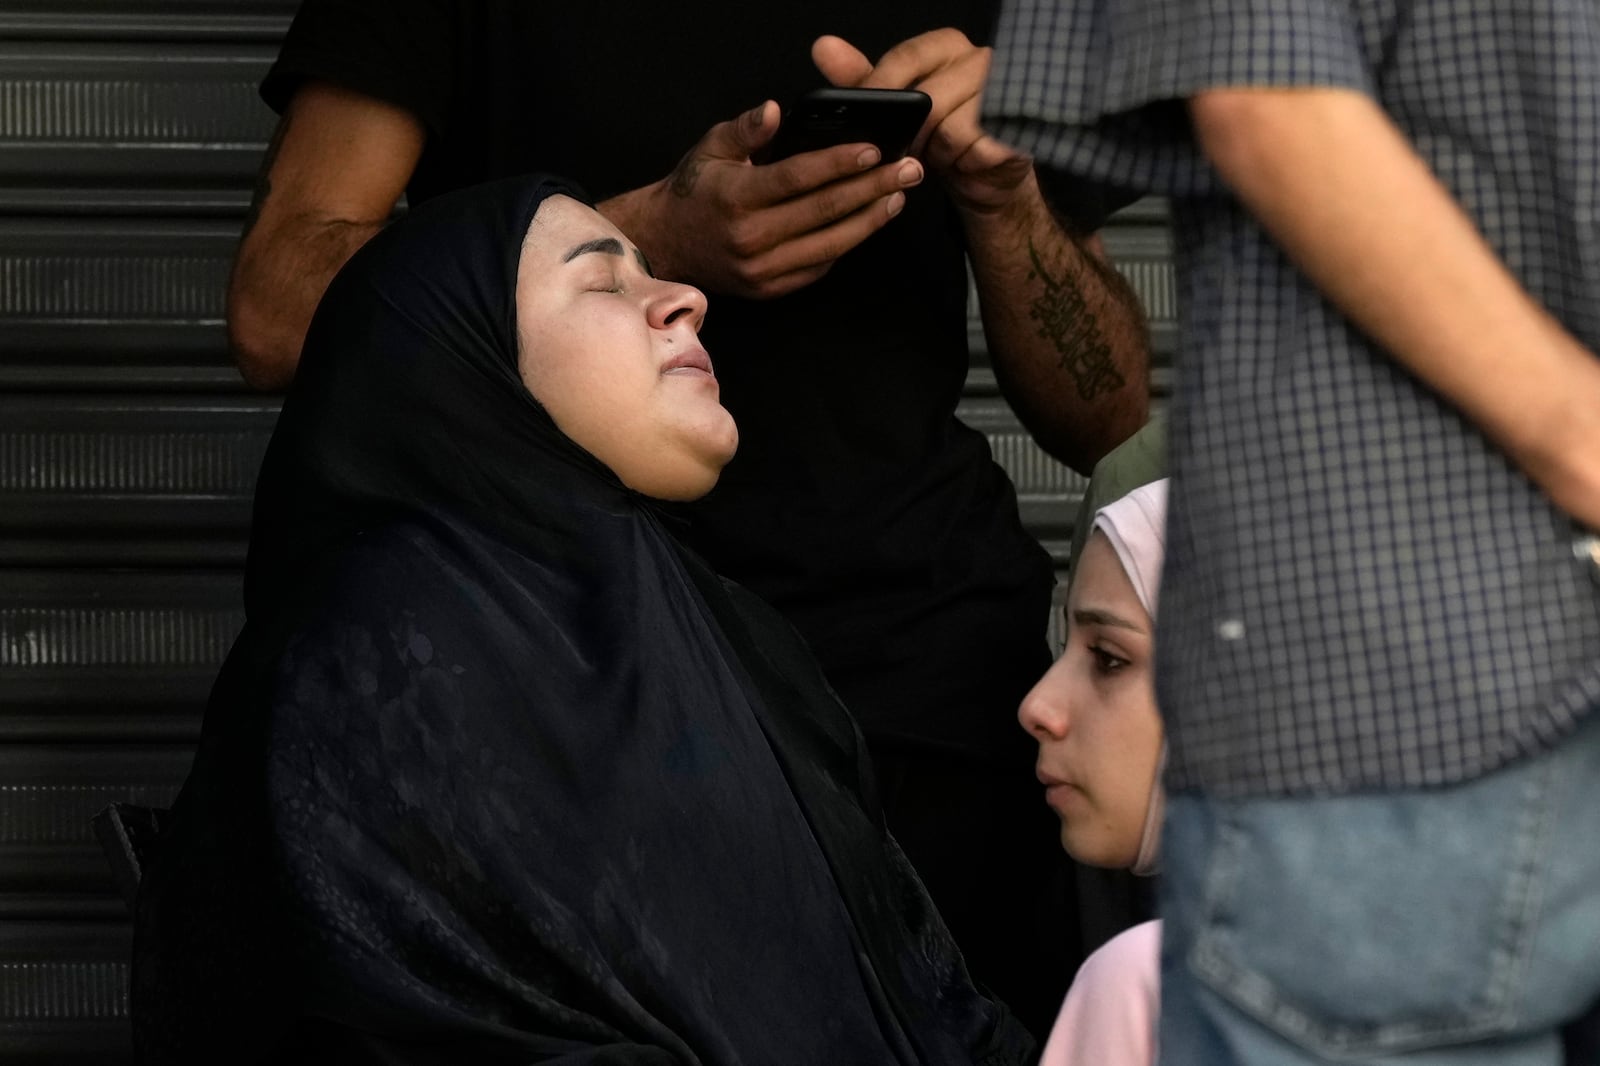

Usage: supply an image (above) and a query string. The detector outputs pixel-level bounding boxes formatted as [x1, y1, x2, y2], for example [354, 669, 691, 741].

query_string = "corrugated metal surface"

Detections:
[0, 4, 286, 1058]
[0, 3, 1173, 1057]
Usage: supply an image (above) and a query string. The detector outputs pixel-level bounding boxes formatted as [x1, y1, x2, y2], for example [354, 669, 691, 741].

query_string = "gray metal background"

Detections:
[0, 3, 1174, 1058]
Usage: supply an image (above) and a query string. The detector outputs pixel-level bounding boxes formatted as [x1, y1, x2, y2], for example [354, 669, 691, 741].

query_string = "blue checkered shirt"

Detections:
[984, 0, 1600, 797]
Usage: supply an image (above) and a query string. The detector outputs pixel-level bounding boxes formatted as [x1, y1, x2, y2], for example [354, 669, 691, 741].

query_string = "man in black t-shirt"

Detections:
[228, 0, 1150, 1036]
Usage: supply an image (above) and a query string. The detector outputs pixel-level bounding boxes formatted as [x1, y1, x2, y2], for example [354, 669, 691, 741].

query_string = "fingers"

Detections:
[755, 157, 922, 245]
[811, 35, 874, 87]
[855, 28, 974, 91]
[750, 140, 888, 201]
[811, 30, 995, 164]
[736, 188, 913, 298]
[697, 100, 904, 203]
[810, 30, 978, 95]
[901, 44, 990, 157]
[718, 156, 923, 298]
[662, 93, 929, 300]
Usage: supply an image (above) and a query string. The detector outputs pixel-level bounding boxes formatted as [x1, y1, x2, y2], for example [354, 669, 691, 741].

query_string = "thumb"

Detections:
[707, 100, 778, 161]
[812, 34, 874, 86]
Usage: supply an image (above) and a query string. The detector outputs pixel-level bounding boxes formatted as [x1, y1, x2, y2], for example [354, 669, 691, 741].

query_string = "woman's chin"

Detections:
[1062, 824, 1139, 871]
[703, 409, 739, 461]
[633, 453, 734, 503]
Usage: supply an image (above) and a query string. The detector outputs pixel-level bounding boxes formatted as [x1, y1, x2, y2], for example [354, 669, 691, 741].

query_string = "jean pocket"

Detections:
[1175, 762, 1559, 1058]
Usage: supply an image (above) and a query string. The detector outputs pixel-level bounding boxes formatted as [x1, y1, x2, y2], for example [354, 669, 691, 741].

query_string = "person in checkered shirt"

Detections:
[984, 1, 1600, 1063]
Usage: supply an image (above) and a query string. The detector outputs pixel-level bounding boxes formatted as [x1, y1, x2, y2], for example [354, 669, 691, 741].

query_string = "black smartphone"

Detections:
[757, 87, 932, 164]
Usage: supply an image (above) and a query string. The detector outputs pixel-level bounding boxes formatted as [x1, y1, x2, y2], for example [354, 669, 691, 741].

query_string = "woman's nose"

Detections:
[650, 279, 708, 333]
[1017, 658, 1072, 741]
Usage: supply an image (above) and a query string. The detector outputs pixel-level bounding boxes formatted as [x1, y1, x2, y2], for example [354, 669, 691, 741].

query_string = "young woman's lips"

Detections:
[662, 348, 714, 377]
[1037, 767, 1081, 808]
[1043, 781, 1084, 813]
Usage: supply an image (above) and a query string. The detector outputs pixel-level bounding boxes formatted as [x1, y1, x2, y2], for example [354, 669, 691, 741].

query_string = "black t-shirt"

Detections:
[264, 0, 1105, 760]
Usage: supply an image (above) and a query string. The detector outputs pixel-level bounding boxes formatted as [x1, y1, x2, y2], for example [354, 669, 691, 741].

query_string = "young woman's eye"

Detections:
[1088, 644, 1130, 675]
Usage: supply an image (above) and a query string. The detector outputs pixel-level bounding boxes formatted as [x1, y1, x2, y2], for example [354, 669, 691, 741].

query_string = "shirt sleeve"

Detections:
[1039, 920, 1162, 1066]
[260, 0, 456, 138]
[983, 0, 1375, 197]
[1034, 168, 1144, 236]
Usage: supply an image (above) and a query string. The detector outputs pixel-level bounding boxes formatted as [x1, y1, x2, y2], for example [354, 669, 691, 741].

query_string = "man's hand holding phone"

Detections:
[811, 29, 1033, 216]
[598, 98, 922, 302]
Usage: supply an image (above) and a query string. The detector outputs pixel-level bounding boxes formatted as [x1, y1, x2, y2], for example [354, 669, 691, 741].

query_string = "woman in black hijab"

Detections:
[132, 174, 1035, 1066]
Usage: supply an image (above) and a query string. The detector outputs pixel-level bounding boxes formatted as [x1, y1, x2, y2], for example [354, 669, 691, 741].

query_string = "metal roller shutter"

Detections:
[1, 2, 284, 1059]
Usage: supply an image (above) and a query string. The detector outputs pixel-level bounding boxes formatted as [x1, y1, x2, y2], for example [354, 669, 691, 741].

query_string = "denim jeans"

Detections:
[1157, 713, 1600, 1065]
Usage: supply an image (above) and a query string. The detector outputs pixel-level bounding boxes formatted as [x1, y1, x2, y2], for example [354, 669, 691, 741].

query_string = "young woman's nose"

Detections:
[649, 279, 708, 333]
[1017, 658, 1072, 741]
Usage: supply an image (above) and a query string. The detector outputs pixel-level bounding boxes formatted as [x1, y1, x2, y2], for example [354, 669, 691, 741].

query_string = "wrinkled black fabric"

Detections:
[132, 174, 1036, 1066]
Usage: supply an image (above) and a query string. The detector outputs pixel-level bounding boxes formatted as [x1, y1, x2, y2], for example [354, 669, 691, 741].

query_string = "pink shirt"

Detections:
[1040, 920, 1161, 1066]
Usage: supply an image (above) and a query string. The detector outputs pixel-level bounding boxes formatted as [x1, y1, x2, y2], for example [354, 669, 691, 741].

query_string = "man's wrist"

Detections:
[950, 162, 1040, 229]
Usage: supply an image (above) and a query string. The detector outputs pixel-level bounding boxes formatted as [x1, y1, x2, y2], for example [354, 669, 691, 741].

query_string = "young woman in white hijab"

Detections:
[1019, 478, 1168, 1066]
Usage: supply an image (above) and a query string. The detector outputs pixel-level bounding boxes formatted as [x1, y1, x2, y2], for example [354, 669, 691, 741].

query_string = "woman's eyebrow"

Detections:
[562, 237, 625, 263]
[1072, 606, 1146, 633]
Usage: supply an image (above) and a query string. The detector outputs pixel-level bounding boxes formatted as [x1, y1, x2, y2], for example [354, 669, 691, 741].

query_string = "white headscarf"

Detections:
[1089, 478, 1168, 876]
[1090, 479, 1167, 618]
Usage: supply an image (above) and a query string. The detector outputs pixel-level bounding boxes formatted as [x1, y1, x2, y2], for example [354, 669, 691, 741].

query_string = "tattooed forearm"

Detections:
[242, 112, 293, 239]
[1025, 238, 1126, 402]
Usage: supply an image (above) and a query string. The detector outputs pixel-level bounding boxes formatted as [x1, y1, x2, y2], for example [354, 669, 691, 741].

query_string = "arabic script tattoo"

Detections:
[1025, 239, 1125, 402]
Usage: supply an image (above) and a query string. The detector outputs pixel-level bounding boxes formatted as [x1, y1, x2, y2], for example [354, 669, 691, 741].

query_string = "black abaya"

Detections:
[131, 174, 1035, 1066]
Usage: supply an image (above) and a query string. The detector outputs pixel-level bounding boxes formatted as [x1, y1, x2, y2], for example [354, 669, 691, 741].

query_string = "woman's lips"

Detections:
[662, 348, 714, 377]
[1043, 782, 1084, 812]
[1037, 767, 1081, 809]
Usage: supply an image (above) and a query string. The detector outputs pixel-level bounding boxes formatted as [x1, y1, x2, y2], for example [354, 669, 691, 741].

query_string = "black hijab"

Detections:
[133, 174, 1034, 1066]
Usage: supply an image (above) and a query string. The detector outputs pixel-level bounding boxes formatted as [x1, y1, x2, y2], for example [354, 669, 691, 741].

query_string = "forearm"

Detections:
[224, 82, 424, 390]
[227, 217, 384, 390]
[1191, 87, 1600, 518]
[963, 169, 1151, 473]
